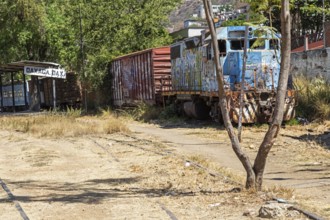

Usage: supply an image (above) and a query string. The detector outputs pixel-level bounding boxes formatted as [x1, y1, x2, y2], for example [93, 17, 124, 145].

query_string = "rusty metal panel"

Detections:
[109, 47, 171, 106]
[171, 44, 203, 92]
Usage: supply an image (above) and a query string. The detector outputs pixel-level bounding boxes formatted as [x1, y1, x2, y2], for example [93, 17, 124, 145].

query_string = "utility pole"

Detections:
[79, 4, 87, 112]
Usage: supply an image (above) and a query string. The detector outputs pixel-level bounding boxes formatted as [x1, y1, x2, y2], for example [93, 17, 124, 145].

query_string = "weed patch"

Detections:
[295, 76, 330, 121]
[0, 112, 129, 137]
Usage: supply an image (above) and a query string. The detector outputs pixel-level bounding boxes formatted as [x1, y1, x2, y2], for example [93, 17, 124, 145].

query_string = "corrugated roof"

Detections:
[0, 61, 61, 73]
[291, 40, 324, 53]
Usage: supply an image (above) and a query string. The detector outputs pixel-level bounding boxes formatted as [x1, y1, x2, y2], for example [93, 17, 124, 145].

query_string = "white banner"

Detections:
[24, 66, 66, 79]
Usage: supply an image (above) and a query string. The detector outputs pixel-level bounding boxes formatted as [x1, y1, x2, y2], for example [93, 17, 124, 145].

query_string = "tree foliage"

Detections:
[0, 0, 181, 87]
[239, 0, 329, 39]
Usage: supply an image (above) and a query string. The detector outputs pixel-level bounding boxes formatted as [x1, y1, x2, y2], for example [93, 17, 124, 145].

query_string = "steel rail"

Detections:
[0, 178, 30, 220]
[89, 136, 179, 220]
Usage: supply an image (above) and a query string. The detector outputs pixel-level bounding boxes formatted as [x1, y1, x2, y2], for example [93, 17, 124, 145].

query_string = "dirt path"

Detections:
[0, 119, 329, 219]
[0, 130, 267, 220]
[129, 121, 330, 212]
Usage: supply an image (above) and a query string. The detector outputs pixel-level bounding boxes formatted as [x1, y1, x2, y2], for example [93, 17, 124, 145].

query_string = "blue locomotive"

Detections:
[163, 26, 296, 123]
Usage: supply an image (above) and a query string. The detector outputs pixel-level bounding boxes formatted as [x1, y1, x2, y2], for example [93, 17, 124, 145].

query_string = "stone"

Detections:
[249, 144, 255, 149]
[258, 203, 293, 218]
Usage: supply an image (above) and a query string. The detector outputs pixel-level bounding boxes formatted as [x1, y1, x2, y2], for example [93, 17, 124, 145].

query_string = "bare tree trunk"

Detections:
[203, 0, 292, 190]
[203, 0, 256, 188]
[253, 0, 291, 190]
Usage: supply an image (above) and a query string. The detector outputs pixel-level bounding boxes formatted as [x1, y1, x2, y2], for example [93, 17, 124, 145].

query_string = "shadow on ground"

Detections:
[0, 177, 239, 204]
[282, 130, 330, 149]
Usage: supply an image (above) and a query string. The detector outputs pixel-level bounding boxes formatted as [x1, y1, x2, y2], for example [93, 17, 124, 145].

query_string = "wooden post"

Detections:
[11, 72, 15, 113]
[22, 71, 28, 110]
[304, 35, 309, 51]
[53, 79, 56, 109]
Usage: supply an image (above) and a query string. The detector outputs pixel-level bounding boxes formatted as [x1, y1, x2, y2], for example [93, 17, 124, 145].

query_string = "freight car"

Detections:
[109, 47, 171, 106]
[109, 26, 296, 124]
[162, 26, 296, 123]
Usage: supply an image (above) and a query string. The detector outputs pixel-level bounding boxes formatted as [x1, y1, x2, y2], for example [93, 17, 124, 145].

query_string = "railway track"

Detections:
[91, 134, 241, 185]
[0, 178, 30, 220]
[88, 135, 182, 220]
[89, 133, 328, 220]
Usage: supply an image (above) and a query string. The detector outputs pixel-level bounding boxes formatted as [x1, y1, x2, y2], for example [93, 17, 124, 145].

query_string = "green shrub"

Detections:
[159, 104, 179, 119]
[285, 118, 300, 126]
[115, 102, 161, 122]
[66, 106, 82, 117]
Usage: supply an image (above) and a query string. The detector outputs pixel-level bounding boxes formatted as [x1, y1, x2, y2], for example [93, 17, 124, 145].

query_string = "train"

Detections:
[109, 26, 297, 123]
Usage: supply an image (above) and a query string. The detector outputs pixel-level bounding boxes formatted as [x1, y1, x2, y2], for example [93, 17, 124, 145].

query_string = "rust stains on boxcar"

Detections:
[109, 47, 171, 106]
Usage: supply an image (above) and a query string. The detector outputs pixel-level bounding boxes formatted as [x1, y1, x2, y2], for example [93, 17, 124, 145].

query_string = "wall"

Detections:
[291, 48, 330, 80]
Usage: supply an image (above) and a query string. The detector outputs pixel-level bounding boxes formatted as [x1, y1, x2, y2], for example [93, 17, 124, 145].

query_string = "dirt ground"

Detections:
[0, 118, 329, 219]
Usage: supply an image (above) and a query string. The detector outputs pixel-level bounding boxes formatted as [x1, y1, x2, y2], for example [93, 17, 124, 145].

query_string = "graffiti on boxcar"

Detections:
[172, 47, 203, 91]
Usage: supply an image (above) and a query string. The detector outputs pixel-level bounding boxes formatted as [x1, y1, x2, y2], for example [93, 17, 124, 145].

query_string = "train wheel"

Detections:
[183, 100, 210, 120]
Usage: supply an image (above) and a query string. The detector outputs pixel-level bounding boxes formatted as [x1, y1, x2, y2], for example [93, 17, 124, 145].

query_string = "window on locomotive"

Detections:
[185, 39, 197, 49]
[270, 39, 279, 50]
[230, 39, 245, 50]
[249, 39, 265, 49]
[218, 40, 227, 55]
[171, 45, 181, 59]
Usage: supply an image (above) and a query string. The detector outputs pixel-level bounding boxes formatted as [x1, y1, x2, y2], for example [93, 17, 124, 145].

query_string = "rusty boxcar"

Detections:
[109, 47, 171, 106]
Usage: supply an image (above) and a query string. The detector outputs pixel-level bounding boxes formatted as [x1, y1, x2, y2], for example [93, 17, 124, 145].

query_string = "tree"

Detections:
[0, 0, 181, 88]
[202, 0, 292, 190]
[0, 0, 46, 62]
[247, 0, 330, 41]
[0, 0, 77, 67]
[66, 0, 181, 88]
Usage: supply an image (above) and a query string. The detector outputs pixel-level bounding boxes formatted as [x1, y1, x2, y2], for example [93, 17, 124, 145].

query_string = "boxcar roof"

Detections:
[111, 46, 170, 61]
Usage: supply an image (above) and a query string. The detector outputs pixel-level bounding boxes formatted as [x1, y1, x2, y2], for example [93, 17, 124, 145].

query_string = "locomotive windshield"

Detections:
[270, 39, 280, 49]
[249, 39, 265, 49]
[230, 39, 245, 50]
[230, 39, 267, 50]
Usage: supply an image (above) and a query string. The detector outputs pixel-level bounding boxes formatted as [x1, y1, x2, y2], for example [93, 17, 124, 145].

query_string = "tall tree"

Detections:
[0, 0, 46, 62]
[67, 0, 180, 88]
[0, 0, 181, 88]
[203, 0, 292, 190]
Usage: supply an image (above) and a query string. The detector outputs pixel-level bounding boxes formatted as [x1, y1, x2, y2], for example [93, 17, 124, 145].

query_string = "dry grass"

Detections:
[0, 112, 129, 138]
[295, 76, 330, 121]
[264, 185, 296, 200]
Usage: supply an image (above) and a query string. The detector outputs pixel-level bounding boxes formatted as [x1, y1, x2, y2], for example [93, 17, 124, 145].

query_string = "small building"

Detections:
[170, 26, 207, 41]
[184, 19, 206, 28]
[0, 61, 81, 112]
